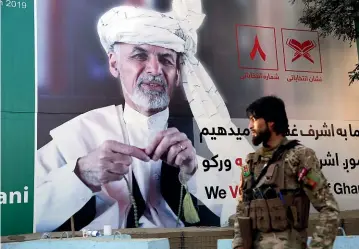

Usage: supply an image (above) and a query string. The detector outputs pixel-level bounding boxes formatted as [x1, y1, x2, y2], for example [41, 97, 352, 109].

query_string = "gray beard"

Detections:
[120, 75, 170, 111]
[129, 86, 169, 110]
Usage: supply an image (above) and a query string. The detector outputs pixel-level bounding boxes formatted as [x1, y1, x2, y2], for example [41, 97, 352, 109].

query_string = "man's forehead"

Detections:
[118, 43, 177, 56]
[248, 114, 263, 121]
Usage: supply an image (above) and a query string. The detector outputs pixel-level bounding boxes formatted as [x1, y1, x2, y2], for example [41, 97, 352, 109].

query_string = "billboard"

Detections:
[1, 0, 359, 236]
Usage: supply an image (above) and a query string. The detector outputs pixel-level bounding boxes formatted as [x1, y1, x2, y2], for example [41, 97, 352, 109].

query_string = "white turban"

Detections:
[97, 0, 254, 159]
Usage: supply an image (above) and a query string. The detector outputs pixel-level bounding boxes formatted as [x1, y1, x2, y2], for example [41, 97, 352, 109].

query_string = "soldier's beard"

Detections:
[252, 125, 271, 147]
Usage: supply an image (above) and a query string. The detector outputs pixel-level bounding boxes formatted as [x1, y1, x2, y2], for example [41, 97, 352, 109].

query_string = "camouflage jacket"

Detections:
[232, 138, 340, 249]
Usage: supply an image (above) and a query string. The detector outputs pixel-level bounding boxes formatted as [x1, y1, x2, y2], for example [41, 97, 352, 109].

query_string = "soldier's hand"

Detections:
[75, 140, 150, 192]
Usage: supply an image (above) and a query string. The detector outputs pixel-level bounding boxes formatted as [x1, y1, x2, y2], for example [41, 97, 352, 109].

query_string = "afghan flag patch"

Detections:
[242, 165, 251, 177]
[303, 170, 320, 189]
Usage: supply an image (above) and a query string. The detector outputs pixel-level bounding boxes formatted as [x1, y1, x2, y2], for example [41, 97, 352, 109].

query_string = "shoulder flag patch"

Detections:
[298, 168, 321, 190]
[304, 170, 321, 189]
[242, 164, 251, 177]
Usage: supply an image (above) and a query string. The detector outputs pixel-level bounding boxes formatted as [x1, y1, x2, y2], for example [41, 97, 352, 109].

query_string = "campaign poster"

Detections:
[1, 0, 359, 236]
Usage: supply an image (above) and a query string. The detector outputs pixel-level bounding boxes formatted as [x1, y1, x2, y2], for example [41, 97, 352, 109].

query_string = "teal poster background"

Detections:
[1, 0, 35, 236]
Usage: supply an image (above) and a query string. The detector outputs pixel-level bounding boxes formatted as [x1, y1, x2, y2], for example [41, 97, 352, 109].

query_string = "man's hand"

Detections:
[75, 140, 150, 192]
[145, 128, 197, 175]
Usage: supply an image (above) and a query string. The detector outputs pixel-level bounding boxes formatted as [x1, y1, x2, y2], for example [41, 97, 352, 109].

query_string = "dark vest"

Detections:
[241, 140, 310, 234]
[55, 117, 219, 231]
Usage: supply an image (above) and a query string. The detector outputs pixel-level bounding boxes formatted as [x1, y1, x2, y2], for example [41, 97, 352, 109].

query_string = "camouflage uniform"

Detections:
[232, 138, 340, 249]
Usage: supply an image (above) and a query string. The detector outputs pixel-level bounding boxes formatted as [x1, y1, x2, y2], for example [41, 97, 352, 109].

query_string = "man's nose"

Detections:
[145, 56, 162, 75]
[248, 121, 253, 129]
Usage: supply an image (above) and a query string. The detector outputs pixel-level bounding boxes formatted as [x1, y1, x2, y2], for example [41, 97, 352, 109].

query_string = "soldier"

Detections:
[232, 96, 340, 249]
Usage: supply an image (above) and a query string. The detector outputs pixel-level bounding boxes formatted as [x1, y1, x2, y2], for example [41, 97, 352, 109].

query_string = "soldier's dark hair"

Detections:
[246, 95, 289, 135]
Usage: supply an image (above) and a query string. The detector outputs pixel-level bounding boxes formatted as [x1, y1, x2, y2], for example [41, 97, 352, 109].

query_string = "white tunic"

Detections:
[102, 104, 184, 228]
[34, 104, 200, 232]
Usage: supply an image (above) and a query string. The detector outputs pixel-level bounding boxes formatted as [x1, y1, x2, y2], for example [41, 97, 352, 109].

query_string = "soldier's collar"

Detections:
[279, 137, 289, 146]
[264, 137, 288, 150]
[254, 137, 289, 162]
[260, 137, 287, 152]
[245, 137, 297, 164]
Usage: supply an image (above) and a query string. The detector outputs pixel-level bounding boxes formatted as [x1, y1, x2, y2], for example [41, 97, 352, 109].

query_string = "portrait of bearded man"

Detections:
[34, 0, 254, 232]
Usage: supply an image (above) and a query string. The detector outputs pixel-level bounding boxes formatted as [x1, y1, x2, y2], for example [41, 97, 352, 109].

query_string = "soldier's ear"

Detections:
[268, 121, 275, 132]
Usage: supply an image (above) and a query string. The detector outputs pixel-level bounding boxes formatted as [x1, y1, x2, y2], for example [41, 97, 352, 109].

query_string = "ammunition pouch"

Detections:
[244, 189, 310, 233]
[266, 197, 288, 231]
[247, 197, 288, 233]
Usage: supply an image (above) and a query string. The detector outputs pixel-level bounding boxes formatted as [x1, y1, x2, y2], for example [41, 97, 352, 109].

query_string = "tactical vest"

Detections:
[241, 140, 310, 233]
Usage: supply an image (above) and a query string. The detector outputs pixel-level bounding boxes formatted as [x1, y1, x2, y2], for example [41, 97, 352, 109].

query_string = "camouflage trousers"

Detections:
[253, 230, 307, 249]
